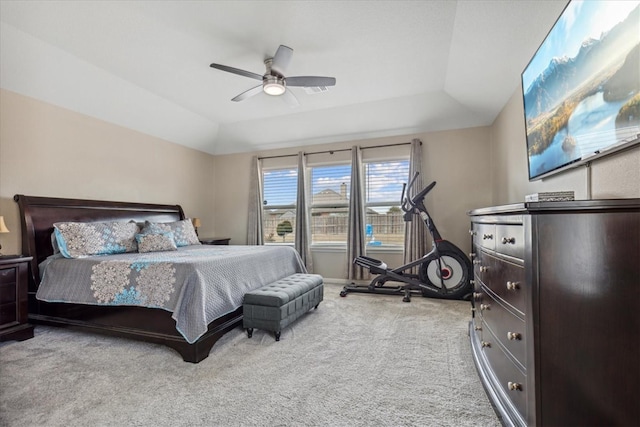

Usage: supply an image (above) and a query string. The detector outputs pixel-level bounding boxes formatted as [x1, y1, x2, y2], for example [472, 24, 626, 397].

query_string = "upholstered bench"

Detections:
[243, 273, 324, 341]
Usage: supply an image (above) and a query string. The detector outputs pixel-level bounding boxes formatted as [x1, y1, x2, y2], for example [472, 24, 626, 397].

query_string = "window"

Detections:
[364, 159, 410, 247]
[261, 156, 410, 248]
[310, 164, 351, 245]
[262, 168, 297, 244]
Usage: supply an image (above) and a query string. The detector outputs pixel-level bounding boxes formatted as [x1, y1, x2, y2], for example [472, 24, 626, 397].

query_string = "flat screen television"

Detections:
[522, 0, 640, 181]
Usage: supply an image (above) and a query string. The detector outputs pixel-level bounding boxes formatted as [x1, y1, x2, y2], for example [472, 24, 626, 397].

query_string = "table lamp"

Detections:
[192, 217, 201, 236]
[0, 216, 9, 255]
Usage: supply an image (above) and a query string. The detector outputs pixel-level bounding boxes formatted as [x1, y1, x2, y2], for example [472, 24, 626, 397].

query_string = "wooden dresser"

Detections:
[468, 199, 639, 426]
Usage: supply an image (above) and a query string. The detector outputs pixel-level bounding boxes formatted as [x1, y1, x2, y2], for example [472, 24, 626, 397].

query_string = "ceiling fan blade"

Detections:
[231, 85, 263, 102]
[210, 63, 263, 81]
[271, 45, 293, 76]
[281, 88, 299, 107]
[286, 76, 336, 87]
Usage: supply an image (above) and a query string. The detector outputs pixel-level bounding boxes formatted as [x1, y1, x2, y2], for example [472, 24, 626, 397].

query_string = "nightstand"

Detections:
[0, 256, 34, 342]
[199, 237, 231, 245]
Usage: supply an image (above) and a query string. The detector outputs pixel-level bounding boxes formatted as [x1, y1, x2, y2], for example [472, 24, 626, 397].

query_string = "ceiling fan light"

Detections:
[263, 82, 286, 96]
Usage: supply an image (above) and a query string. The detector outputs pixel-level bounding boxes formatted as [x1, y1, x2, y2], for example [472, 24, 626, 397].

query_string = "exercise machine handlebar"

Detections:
[401, 172, 436, 213]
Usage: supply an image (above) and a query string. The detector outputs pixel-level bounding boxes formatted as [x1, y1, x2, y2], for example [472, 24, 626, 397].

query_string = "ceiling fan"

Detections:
[210, 45, 336, 106]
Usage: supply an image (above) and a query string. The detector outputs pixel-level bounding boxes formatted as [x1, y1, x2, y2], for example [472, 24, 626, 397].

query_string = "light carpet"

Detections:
[0, 282, 500, 427]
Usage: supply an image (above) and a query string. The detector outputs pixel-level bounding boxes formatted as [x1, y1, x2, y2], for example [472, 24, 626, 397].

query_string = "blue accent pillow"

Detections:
[53, 221, 140, 258]
[51, 231, 60, 254]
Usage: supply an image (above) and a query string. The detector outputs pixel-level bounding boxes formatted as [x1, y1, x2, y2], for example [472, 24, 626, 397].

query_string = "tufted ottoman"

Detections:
[243, 273, 324, 341]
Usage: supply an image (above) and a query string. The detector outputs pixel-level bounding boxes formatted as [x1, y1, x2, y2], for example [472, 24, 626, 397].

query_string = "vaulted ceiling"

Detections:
[0, 0, 568, 155]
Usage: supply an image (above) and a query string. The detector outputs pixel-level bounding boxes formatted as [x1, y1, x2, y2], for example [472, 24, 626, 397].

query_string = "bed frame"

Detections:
[13, 194, 243, 363]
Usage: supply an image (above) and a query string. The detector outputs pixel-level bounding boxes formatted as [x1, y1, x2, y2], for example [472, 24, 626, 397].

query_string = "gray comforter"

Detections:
[37, 245, 306, 343]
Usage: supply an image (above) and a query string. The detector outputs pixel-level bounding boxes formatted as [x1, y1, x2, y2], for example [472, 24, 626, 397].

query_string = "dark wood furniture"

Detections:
[468, 199, 639, 426]
[199, 237, 231, 245]
[13, 194, 243, 363]
[0, 255, 34, 342]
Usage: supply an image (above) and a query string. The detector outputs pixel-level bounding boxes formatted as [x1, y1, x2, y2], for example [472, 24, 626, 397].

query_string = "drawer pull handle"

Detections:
[507, 332, 522, 341]
[474, 325, 482, 331]
[473, 260, 481, 265]
[469, 229, 476, 236]
[480, 304, 490, 311]
[473, 292, 482, 300]
[508, 382, 522, 391]
[470, 280, 475, 285]
[483, 234, 493, 240]
[506, 281, 520, 290]
[469, 252, 476, 258]
[479, 266, 489, 272]
[481, 341, 491, 348]
[501, 237, 516, 244]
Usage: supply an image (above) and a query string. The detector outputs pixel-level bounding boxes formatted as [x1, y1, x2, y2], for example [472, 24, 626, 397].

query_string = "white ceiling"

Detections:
[0, 0, 568, 155]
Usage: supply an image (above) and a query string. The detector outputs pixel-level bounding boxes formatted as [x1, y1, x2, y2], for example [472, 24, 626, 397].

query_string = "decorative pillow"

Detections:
[142, 219, 200, 247]
[136, 232, 178, 253]
[51, 232, 60, 254]
[53, 221, 140, 259]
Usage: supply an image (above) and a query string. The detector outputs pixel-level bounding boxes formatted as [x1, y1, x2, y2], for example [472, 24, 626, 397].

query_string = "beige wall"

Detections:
[0, 89, 216, 255]
[213, 127, 493, 279]
[1, 89, 493, 280]
[490, 88, 640, 204]
[13, 83, 637, 280]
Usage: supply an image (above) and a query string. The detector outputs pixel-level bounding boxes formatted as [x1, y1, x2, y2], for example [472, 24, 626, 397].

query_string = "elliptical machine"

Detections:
[340, 173, 472, 302]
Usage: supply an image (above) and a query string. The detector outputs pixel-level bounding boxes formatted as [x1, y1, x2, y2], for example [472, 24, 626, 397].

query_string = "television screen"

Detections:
[522, 0, 640, 181]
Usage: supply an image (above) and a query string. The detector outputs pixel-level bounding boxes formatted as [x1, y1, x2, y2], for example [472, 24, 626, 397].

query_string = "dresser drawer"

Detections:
[480, 291, 526, 368]
[474, 223, 496, 251]
[471, 269, 484, 304]
[482, 326, 528, 420]
[0, 267, 16, 285]
[482, 253, 525, 315]
[495, 224, 524, 259]
[472, 245, 490, 285]
[471, 316, 484, 343]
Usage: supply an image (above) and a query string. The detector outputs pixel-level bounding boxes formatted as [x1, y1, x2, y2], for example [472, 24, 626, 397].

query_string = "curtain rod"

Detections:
[257, 140, 418, 160]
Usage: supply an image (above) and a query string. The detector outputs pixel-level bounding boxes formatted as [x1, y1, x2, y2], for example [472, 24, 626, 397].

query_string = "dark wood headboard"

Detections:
[13, 194, 184, 291]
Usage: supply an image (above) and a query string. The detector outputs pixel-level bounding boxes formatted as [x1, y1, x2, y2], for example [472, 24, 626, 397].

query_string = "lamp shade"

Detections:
[192, 218, 201, 228]
[0, 216, 9, 233]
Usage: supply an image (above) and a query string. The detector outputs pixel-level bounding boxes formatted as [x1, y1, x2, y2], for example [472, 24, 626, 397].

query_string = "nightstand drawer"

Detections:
[0, 256, 34, 342]
[0, 281, 17, 304]
[0, 268, 16, 284]
[0, 301, 17, 325]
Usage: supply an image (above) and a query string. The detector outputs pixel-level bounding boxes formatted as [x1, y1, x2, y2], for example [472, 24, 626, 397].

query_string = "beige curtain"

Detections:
[247, 156, 264, 245]
[347, 146, 366, 280]
[295, 151, 313, 272]
[403, 139, 428, 272]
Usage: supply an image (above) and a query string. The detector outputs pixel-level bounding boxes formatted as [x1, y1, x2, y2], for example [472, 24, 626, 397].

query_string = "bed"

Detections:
[14, 194, 306, 363]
